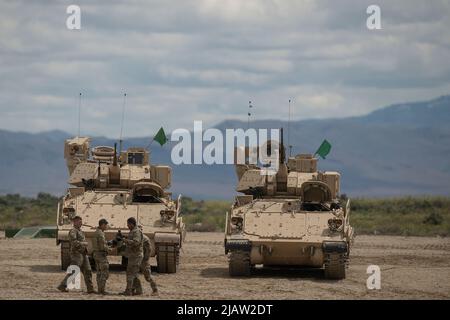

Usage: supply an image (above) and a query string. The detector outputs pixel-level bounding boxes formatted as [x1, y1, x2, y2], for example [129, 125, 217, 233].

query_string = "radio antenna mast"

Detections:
[119, 93, 127, 154]
[77, 92, 82, 139]
[247, 100, 253, 129]
[288, 99, 292, 157]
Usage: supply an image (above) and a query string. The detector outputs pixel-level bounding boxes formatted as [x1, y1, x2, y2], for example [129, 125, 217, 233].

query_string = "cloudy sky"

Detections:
[1, 0, 449, 137]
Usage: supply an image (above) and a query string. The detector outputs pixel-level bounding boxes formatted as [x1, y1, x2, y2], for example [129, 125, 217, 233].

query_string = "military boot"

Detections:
[97, 278, 107, 295]
[57, 274, 71, 292]
[121, 280, 134, 296]
[57, 284, 68, 292]
[120, 289, 133, 296]
[86, 284, 95, 294]
[132, 277, 143, 295]
[149, 279, 158, 293]
[132, 288, 143, 296]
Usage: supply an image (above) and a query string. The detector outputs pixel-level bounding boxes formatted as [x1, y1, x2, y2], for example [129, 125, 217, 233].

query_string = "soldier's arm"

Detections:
[143, 239, 151, 259]
[124, 230, 141, 248]
[69, 230, 87, 251]
[98, 232, 107, 252]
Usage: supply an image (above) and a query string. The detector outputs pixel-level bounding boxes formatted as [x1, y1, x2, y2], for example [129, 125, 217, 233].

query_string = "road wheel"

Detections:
[324, 253, 346, 280]
[60, 242, 70, 271]
[229, 251, 251, 277]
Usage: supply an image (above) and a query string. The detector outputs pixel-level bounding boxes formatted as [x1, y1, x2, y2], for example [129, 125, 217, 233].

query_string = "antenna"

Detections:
[77, 92, 82, 138]
[119, 93, 127, 153]
[288, 99, 292, 157]
[247, 100, 252, 129]
[280, 127, 285, 164]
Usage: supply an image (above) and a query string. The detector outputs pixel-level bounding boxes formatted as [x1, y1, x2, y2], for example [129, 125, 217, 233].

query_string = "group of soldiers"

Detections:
[57, 216, 158, 296]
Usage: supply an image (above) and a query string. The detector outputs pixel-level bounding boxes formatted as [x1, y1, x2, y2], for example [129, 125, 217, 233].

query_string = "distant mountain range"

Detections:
[1, 95, 450, 199]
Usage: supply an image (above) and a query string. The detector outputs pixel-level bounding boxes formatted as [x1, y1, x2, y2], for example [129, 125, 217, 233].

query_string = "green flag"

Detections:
[315, 139, 332, 159]
[153, 127, 168, 146]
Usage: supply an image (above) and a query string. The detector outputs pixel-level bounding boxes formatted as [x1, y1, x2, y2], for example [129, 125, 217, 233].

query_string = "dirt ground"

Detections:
[0, 232, 449, 300]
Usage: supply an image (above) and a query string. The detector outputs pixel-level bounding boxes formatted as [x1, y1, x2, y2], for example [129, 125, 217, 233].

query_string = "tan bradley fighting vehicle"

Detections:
[57, 137, 185, 273]
[224, 131, 354, 279]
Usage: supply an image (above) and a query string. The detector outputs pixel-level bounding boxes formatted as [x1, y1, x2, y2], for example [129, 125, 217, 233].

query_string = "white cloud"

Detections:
[0, 0, 449, 136]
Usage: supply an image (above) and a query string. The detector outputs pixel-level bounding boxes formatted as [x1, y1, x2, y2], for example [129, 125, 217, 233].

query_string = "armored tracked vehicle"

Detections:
[224, 131, 354, 279]
[57, 137, 185, 273]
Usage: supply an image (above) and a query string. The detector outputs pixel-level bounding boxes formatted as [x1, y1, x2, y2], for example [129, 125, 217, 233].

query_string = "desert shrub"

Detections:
[1, 194, 449, 236]
[422, 212, 444, 225]
[350, 196, 450, 236]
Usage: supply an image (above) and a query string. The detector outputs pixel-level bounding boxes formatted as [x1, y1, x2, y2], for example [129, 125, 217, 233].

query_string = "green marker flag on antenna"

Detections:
[154, 127, 168, 146]
[315, 139, 332, 159]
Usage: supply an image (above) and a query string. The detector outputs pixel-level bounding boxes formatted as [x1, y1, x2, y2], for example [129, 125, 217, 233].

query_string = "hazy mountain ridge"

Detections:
[1, 95, 449, 199]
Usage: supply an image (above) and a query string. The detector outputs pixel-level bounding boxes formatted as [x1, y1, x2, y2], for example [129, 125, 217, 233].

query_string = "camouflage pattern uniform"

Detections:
[123, 226, 143, 295]
[139, 234, 158, 293]
[58, 227, 94, 293]
[92, 227, 109, 294]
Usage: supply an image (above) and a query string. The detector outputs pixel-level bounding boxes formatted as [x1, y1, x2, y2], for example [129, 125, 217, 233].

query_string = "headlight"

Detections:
[230, 217, 243, 233]
[160, 210, 175, 221]
[328, 218, 343, 232]
[62, 207, 76, 219]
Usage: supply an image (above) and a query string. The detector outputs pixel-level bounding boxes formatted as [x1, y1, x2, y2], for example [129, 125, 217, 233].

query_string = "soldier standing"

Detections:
[92, 218, 111, 295]
[57, 216, 94, 294]
[120, 217, 143, 296]
[139, 231, 158, 295]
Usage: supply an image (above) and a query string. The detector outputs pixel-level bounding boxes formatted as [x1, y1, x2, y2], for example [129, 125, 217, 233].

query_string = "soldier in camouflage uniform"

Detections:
[57, 216, 94, 293]
[137, 229, 158, 295]
[92, 218, 111, 295]
[120, 217, 144, 296]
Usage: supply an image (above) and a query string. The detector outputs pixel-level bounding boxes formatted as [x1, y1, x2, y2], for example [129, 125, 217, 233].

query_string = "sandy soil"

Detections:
[0, 232, 449, 300]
